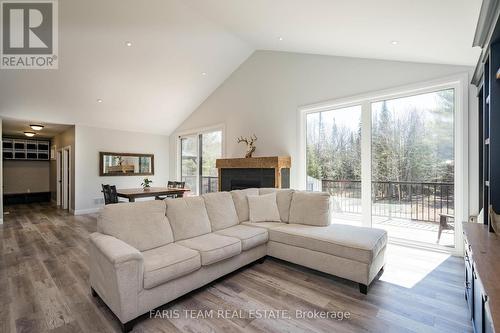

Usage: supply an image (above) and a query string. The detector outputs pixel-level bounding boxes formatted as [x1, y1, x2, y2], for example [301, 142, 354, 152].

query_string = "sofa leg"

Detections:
[359, 283, 368, 295]
[257, 256, 266, 264]
[90, 287, 98, 298]
[121, 320, 134, 333]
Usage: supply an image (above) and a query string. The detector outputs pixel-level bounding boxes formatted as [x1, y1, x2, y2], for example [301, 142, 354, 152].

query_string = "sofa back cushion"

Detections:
[259, 188, 294, 222]
[230, 188, 259, 222]
[166, 196, 212, 241]
[98, 200, 173, 251]
[289, 191, 331, 226]
[202, 192, 239, 231]
[248, 192, 281, 222]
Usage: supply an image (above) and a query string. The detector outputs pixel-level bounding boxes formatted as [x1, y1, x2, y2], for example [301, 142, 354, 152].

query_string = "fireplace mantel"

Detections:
[216, 156, 291, 191]
[216, 156, 291, 169]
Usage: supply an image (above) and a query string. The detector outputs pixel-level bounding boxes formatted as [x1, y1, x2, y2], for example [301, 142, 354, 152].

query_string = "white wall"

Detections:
[74, 125, 169, 214]
[3, 160, 50, 194]
[170, 50, 479, 216]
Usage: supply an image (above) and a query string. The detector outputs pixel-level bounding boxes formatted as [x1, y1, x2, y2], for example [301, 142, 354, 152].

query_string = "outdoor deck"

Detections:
[322, 179, 455, 247]
[332, 213, 454, 247]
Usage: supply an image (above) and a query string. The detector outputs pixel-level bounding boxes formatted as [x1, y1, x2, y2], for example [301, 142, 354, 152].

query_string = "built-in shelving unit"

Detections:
[484, 55, 491, 228]
[2, 137, 50, 161]
[470, 3, 500, 331]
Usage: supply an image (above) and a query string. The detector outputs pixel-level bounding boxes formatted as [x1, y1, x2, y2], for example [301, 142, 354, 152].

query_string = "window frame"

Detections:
[298, 74, 469, 255]
[176, 124, 225, 195]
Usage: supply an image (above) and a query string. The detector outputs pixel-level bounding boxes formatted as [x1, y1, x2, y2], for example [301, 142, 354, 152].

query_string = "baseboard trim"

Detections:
[73, 207, 100, 215]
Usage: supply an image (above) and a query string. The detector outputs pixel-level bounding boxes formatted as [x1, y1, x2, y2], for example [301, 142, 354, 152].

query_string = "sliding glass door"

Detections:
[304, 82, 461, 250]
[371, 89, 455, 247]
[200, 131, 222, 194]
[180, 129, 222, 195]
[306, 105, 363, 226]
[180, 135, 199, 194]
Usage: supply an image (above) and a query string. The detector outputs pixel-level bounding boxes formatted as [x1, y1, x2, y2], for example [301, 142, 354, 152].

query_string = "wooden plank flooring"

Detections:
[0, 203, 472, 333]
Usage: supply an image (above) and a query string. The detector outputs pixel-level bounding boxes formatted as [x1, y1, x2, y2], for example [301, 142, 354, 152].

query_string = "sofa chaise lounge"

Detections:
[89, 188, 387, 332]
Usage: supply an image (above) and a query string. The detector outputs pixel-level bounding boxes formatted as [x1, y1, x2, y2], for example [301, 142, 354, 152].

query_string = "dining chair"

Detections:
[155, 181, 186, 200]
[102, 184, 120, 205]
[175, 181, 185, 189]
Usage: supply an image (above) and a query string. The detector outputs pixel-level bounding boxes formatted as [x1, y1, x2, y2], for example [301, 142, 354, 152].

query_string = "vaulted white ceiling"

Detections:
[0, 0, 482, 135]
[188, 0, 482, 66]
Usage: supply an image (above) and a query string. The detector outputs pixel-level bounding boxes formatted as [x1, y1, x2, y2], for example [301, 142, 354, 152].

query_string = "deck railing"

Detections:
[201, 176, 218, 194]
[321, 180, 454, 223]
[181, 176, 218, 194]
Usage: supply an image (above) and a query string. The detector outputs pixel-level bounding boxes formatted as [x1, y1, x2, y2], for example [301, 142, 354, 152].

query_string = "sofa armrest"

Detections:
[89, 232, 143, 323]
[90, 232, 143, 265]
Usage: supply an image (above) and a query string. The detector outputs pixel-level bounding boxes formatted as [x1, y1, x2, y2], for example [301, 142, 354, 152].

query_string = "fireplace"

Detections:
[216, 156, 291, 191]
[230, 179, 262, 190]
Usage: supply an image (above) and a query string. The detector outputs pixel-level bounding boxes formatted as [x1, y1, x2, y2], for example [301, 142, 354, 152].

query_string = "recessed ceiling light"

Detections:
[125, 41, 132, 47]
[278, 36, 283, 41]
[97, 99, 103, 103]
[30, 124, 44, 131]
[201, 72, 207, 76]
[391, 40, 399, 45]
[24, 131, 36, 137]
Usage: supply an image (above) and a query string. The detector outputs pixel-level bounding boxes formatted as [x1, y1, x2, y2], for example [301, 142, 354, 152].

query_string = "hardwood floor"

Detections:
[1, 203, 472, 333]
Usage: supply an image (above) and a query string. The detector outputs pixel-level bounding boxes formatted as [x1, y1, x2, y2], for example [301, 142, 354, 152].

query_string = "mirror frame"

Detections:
[99, 152, 155, 176]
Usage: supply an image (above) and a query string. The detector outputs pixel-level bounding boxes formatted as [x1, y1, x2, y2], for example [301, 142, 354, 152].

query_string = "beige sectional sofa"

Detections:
[89, 188, 387, 332]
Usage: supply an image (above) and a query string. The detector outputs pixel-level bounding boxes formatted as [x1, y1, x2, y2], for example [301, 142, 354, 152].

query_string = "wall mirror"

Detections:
[99, 152, 154, 176]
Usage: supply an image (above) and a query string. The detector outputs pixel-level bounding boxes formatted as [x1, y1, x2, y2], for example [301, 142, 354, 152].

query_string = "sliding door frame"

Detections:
[176, 123, 225, 195]
[299, 74, 469, 255]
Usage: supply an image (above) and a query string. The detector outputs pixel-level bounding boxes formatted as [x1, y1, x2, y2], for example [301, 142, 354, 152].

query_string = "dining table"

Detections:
[116, 187, 190, 202]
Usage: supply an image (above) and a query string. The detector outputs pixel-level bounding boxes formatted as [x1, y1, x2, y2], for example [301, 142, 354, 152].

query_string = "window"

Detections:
[301, 75, 467, 253]
[179, 128, 223, 195]
[371, 89, 455, 246]
[306, 105, 362, 224]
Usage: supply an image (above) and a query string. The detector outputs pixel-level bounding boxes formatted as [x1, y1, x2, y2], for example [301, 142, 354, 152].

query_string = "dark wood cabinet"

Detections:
[486, 305, 494, 333]
[473, 267, 484, 333]
[465, 247, 473, 317]
[464, 223, 498, 333]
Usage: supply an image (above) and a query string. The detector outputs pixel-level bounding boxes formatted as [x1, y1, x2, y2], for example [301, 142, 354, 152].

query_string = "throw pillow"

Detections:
[248, 192, 281, 222]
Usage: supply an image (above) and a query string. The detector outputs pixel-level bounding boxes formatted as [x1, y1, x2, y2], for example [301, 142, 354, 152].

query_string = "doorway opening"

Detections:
[1, 118, 74, 211]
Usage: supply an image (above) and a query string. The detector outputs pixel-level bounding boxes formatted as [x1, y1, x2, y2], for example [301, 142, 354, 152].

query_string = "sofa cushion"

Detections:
[202, 192, 239, 231]
[142, 243, 201, 289]
[215, 225, 268, 251]
[259, 188, 294, 222]
[248, 192, 281, 222]
[231, 188, 259, 222]
[98, 200, 173, 252]
[269, 224, 387, 264]
[289, 191, 331, 226]
[177, 233, 242, 266]
[166, 197, 212, 241]
[241, 221, 287, 229]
